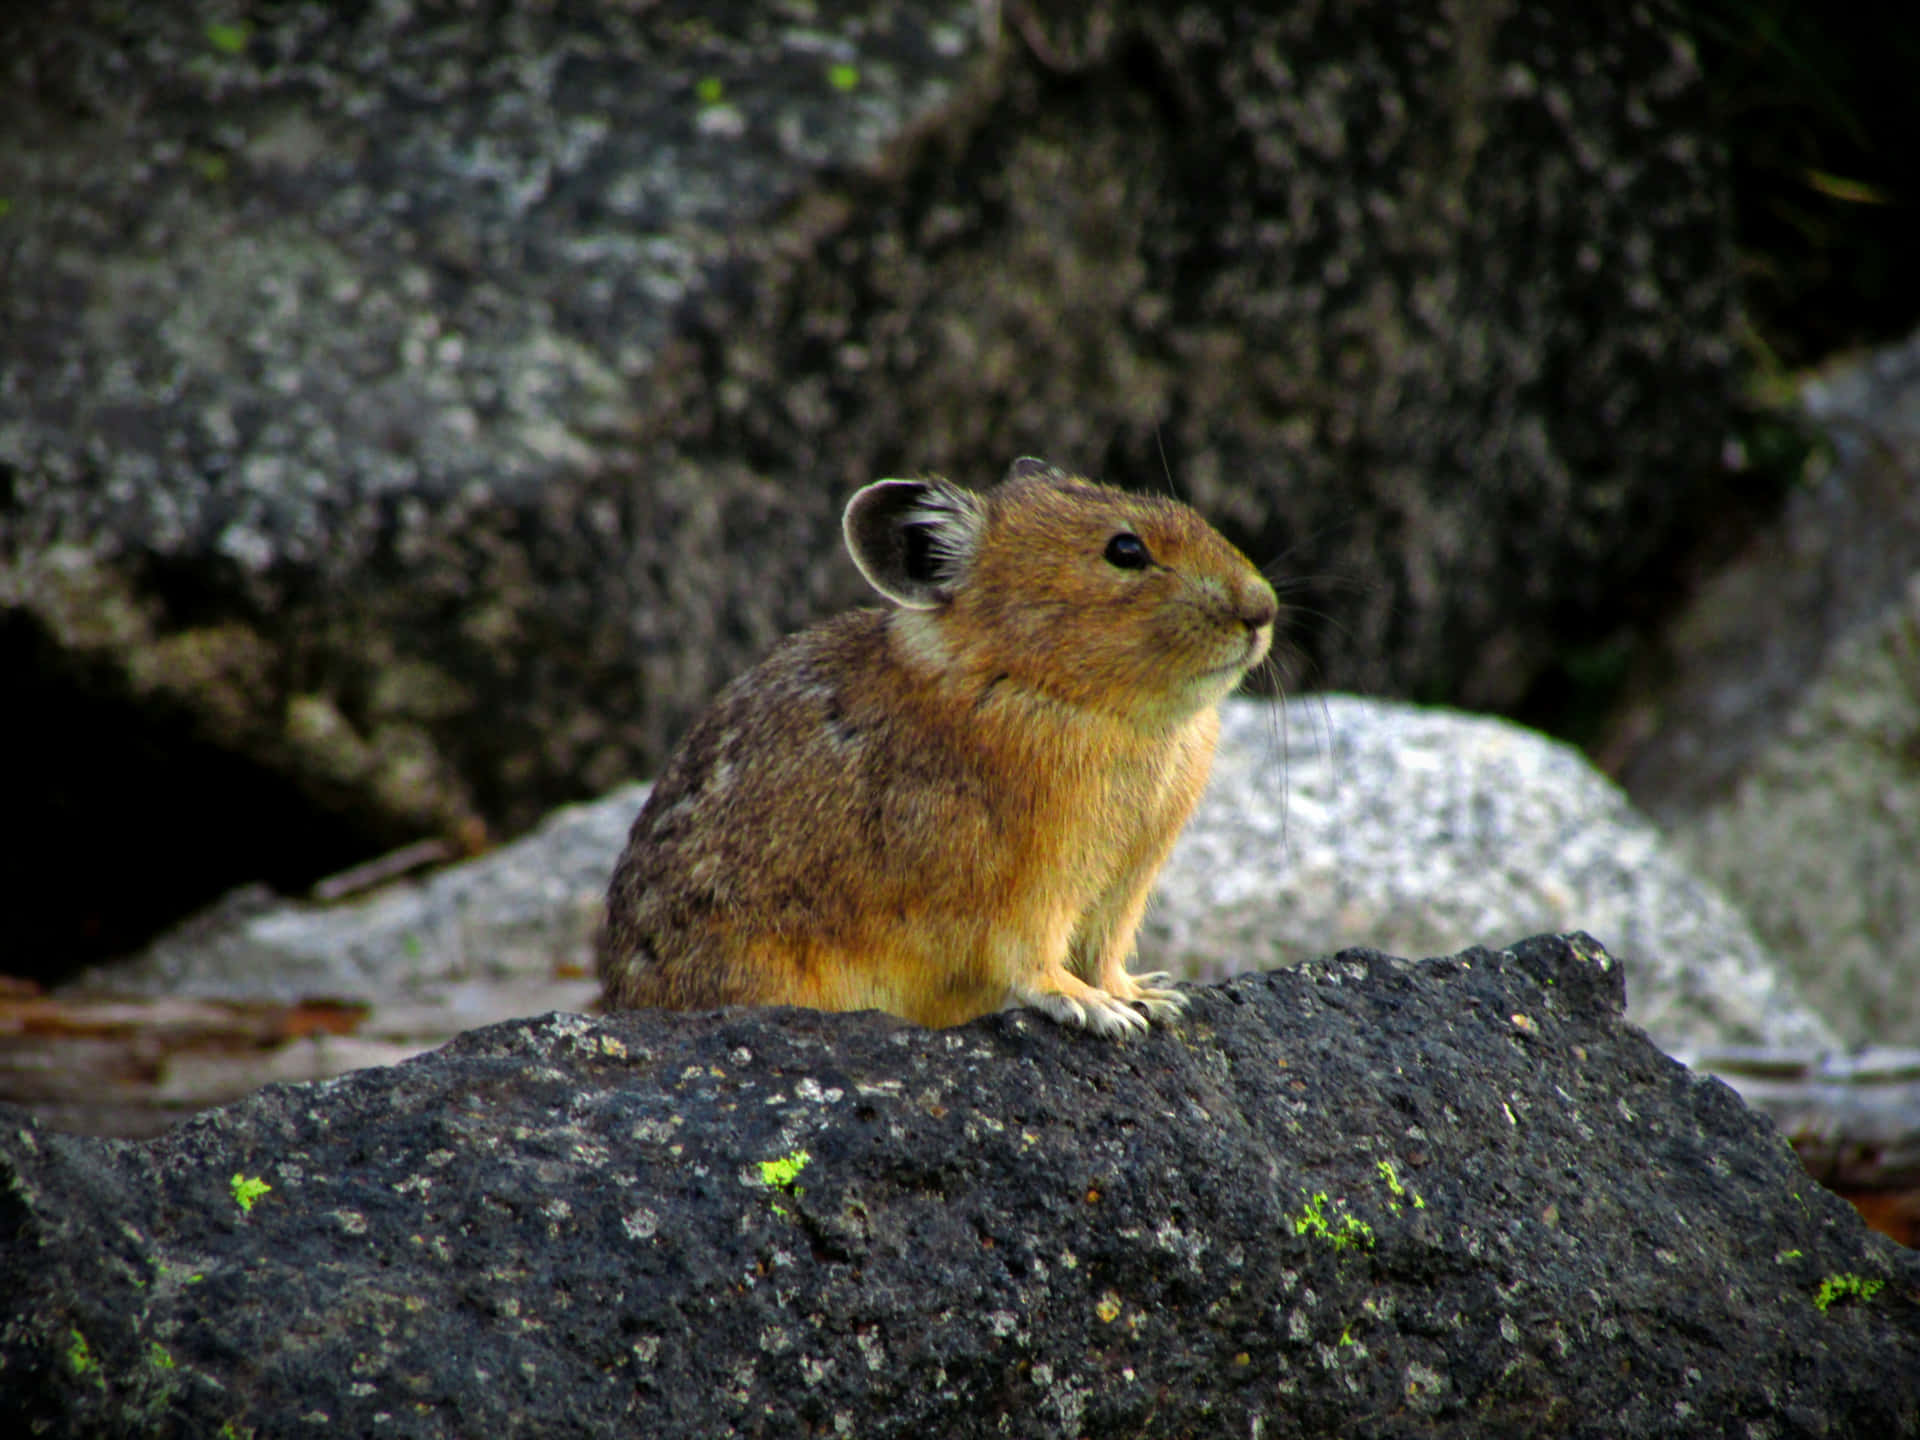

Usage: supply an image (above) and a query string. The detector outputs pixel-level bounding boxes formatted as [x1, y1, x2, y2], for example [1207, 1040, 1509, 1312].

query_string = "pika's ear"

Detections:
[843, 478, 987, 609]
[1002, 455, 1069, 484]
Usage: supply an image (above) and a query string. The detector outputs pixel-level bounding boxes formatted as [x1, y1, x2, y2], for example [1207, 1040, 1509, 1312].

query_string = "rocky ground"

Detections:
[5, 934, 1915, 1439]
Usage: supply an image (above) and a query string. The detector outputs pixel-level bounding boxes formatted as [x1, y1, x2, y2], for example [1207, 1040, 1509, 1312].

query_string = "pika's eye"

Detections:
[1104, 532, 1150, 570]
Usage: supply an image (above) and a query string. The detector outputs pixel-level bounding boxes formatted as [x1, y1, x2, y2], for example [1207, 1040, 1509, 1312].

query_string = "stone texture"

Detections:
[1605, 326, 1920, 1048]
[1, 0, 1735, 973]
[1152, 697, 1839, 1057]
[1672, 577, 1920, 1048]
[56, 698, 1831, 1069]
[70, 785, 633, 1011]
[2, 935, 1914, 1439]
[1614, 325, 1920, 823]
[0, 1, 987, 969]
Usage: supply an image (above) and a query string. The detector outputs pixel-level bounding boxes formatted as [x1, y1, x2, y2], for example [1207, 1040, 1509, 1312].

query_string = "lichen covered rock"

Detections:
[3, 935, 1912, 1438]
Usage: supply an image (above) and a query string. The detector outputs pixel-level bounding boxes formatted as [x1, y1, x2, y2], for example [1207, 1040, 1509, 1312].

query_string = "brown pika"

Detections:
[597, 457, 1279, 1038]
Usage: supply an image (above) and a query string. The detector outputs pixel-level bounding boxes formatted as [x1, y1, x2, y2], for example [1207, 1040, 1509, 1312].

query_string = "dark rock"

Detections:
[1, 1, 1734, 974]
[3, 934, 1913, 1438]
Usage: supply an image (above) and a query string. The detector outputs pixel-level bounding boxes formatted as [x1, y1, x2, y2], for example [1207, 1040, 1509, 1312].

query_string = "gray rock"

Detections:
[1615, 325, 1920, 822]
[1147, 697, 1839, 1056]
[1604, 325, 1920, 1048]
[1673, 576, 1920, 1048]
[73, 698, 1830, 1067]
[65, 785, 635, 1031]
[0, 1, 985, 966]
[3, 0, 1735, 972]
[4, 935, 1913, 1439]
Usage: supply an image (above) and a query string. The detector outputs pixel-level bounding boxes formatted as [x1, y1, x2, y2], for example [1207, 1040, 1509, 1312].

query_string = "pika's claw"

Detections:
[1080, 992, 1152, 1039]
[1131, 984, 1189, 1022]
[1015, 981, 1149, 1040]
[1105, 969, 1189, 1023]
[1020, 990, 1089, 1030]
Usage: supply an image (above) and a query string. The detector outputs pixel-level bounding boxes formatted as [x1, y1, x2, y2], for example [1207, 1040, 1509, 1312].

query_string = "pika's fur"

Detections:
[597, 458, 1278, 1038]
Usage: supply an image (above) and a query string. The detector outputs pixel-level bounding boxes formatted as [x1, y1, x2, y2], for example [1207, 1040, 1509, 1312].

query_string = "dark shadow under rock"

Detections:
[2, 935, 1914, 1438]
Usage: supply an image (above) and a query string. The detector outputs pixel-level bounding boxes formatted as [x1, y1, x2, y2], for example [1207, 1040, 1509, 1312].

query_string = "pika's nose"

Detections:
[1240, 582, 1279, 633]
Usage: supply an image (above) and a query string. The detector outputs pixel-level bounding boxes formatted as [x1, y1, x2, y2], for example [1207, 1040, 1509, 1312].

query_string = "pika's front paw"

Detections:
[1119, 970, 1190, 1022]
[1014, 980, 1151, 1040]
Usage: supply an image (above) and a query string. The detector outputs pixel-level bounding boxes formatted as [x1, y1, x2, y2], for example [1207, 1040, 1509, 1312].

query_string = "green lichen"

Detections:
[758, 1149, 811, 1190]
[62, 1302, 190, 1410]
[1290, 1192, 1375, 1252]
[67, 1328, 105, 1389]
[758, 1149, 811, 1217]
[1375, 1160, 1426, 1211]
[230, 1174, 272, 1214]
[134, 1343, 183, 1421]
[144, 1259, 205, 1286]
[206, 22, 250, 54]
[1813, 1273, 1884, 1312]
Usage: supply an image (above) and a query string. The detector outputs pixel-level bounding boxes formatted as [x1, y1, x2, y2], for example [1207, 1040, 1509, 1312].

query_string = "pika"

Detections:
[597, 457, 1278, 1038]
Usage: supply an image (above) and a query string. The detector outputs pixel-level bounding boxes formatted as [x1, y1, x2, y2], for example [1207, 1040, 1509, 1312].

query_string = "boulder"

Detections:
[1673, 574, 1920, 1049]
[1154, 697, 1838, 1055]
[1609, 328, 1920, 1049]
[1615, 325, 1920, 825]
[3, 934, 1913, 1438]
[2, 0, 1735, 972]
[23, 697, 1836, 1137]
[22, 695, 1836, 1137]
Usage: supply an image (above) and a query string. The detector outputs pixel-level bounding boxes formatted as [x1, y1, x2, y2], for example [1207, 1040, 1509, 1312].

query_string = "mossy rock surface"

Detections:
[3, 935, 1916, 1437]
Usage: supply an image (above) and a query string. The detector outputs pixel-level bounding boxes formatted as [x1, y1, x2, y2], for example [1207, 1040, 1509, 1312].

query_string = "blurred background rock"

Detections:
[1, 2, 1916, 1238]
